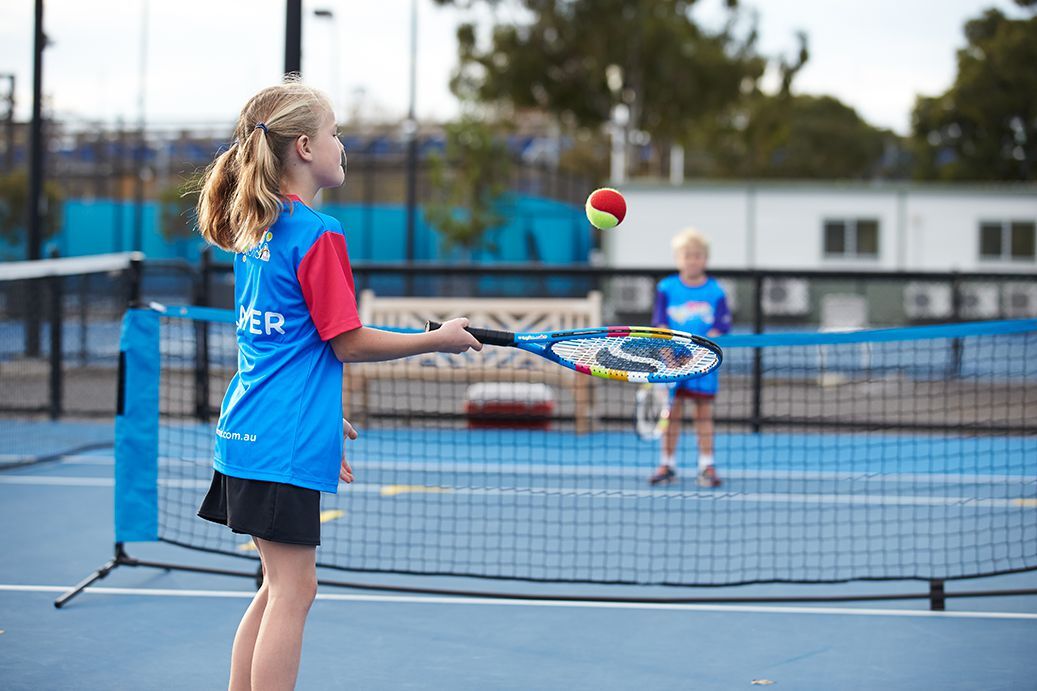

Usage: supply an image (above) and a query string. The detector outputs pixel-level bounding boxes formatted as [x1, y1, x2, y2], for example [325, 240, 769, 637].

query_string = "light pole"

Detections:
[285, 0, 302, 75]
[404, 0, 418, 291]
[0, 74, 13, 173]
[606, 64, 627, 185]
[312, 9, 340, 117]
[26, 0, 46, 358]
[133, 0, 149, 253]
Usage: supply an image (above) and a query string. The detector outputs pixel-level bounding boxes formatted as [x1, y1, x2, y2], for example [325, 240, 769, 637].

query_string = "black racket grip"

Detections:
[425, 320, 515, 347]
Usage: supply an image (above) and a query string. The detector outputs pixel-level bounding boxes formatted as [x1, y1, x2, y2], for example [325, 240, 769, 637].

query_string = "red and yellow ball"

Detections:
[585, 188, 626, 230]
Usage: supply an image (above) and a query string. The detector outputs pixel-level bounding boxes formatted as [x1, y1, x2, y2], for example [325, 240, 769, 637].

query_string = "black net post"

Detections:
[47, 248, 62, 420]
[929, 579, 946, 611]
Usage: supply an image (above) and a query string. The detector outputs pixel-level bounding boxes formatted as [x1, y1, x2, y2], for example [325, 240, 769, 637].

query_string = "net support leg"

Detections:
[56, 542, 262, 609]
[54, 542, 132, 609]
[929, 579, 946, 611]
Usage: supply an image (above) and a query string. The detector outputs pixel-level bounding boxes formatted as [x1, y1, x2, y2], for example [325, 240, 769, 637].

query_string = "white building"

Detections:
[603, 181, 1037, 274]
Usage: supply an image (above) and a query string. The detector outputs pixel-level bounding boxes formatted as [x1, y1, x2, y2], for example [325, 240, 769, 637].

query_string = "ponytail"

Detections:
[196, 145, 240, 251]
[196, 80, 333, 253]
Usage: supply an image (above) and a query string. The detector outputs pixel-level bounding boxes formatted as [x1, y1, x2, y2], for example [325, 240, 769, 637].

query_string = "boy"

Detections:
[649, 228, 730, 487]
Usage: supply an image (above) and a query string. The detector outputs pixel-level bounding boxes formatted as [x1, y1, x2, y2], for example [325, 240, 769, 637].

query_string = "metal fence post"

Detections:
[127, 255, 142, 306]
[751, 271, 764, 434]
[949, 271, 963, 377]
[47, 248, 63, 419]
[194, 248, 211, 422]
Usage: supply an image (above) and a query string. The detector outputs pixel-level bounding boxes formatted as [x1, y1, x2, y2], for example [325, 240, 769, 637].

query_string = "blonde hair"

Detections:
[671, 227, 710, 254]
[196, 78, 334, 253]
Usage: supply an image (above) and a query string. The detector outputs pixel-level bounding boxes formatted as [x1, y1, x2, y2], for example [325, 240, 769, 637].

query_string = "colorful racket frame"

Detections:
[425, 323, 723, 384]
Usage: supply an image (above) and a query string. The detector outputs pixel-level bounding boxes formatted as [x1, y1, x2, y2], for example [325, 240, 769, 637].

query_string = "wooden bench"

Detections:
[343, 290, 603, 434]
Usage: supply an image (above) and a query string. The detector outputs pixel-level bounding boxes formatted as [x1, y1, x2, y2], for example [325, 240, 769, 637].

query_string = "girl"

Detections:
[195, 80, 480, 691]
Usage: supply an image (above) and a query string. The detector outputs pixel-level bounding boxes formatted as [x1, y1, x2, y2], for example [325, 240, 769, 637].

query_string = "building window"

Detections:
[823, 219, 879, 259]
[979, 221, 1036, 261]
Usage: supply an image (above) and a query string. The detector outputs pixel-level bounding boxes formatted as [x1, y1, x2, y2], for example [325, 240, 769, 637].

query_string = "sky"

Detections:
[0, 0, 1028, 135]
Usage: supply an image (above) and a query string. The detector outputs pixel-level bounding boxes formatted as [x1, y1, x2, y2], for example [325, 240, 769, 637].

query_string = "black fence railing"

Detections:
[3, 256, 1035, 433]
[192, 259, 1037, 435]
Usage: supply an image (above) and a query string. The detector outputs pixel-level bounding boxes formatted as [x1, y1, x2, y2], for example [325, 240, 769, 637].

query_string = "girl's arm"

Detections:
[330, 317, 480, 363]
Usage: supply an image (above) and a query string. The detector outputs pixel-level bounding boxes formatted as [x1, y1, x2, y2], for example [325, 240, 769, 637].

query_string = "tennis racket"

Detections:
[633, 383, 672, 440]
[425, 322, 722, 383]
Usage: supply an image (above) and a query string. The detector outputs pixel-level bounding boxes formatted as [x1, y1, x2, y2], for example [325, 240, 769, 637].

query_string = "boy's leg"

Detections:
[694, 399, 721, 487]
[694, 398, 714, 462]
[250, 538, 318, 691]
[650, 397, 683, 484]
[229, 540, 269, 691]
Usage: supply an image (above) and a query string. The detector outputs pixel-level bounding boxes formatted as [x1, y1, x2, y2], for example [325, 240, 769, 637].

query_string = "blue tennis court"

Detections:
[2, 440, 1036, 690]
[2, 309, 1036, 688]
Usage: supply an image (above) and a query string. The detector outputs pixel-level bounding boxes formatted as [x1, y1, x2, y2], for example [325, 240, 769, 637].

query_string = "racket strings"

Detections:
[551, 335, 718, 377]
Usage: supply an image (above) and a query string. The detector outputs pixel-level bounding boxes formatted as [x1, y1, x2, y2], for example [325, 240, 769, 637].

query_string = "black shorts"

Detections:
[197, 470, 321, 546]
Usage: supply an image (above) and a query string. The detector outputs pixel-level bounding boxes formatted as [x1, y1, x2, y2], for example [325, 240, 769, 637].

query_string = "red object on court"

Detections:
[464, 382, 555, 430]
[587, 188, 627, 224]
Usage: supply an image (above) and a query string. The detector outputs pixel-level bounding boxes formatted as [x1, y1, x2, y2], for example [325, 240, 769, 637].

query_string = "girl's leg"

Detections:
[250, 538, 318, 691]
[229, 540, 269, 691]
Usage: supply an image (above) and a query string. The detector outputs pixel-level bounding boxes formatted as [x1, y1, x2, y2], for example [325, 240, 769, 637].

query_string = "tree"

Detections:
[684, 31, 896, 180]
[436, 2, 897, 180]
[708, 94, 893, 179]
[158, 175, 199, 240]
[435, 0, 765, 144]
[0, 170, 64, 248]
[423, 116, 512, 257]
[911, 9, 1037, 181]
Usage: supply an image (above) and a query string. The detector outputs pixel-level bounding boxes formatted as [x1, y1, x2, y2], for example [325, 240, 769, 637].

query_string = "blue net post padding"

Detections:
[114, 308, 160, 542]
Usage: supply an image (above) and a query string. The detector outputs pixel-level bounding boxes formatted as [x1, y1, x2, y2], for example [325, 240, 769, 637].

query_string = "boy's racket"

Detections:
[425, 322, 722, 383]
[634, 383, 672, 440]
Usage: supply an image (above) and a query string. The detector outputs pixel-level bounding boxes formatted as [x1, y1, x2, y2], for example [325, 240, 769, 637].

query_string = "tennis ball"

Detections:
[585, 188, 626, 229]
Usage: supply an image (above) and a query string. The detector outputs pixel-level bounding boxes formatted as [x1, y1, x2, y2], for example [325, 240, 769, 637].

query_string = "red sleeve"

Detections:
[296, 232, 362, 341]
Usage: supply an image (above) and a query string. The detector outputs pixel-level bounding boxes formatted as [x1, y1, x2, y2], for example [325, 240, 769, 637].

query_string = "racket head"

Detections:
[536, 327, 722, 383]
[633, 383, 671, 440]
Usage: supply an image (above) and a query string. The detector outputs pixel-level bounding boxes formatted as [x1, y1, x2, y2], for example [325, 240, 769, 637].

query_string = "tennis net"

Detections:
[0, 252, 142, 466]
[120, 306, 1036, 588]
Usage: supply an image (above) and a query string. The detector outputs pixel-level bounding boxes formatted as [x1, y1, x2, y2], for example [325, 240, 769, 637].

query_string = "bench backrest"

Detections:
[358, 290, 603, 369]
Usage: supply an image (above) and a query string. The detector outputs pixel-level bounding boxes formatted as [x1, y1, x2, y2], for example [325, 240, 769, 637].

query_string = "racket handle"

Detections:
[425, 320, 515, 347]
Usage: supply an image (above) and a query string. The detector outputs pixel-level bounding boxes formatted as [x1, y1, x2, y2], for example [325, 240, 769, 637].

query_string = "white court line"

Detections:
[0, 476, 114, 487]
[22, 454, 1037, 487]
[2, 583, 1035, 620]
[0, 474, 1030, 508]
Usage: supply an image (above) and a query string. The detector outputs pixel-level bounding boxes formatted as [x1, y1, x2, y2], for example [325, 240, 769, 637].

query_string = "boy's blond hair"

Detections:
[671, 228, 710, 254]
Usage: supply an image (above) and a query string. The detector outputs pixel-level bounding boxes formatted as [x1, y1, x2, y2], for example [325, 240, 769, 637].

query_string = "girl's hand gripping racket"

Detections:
[424, 323, 722, 383]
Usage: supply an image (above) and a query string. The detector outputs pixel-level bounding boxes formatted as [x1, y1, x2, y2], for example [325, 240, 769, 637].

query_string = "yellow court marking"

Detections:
[380, 485, 452, 497]
[1012, 498, 1037, 508]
